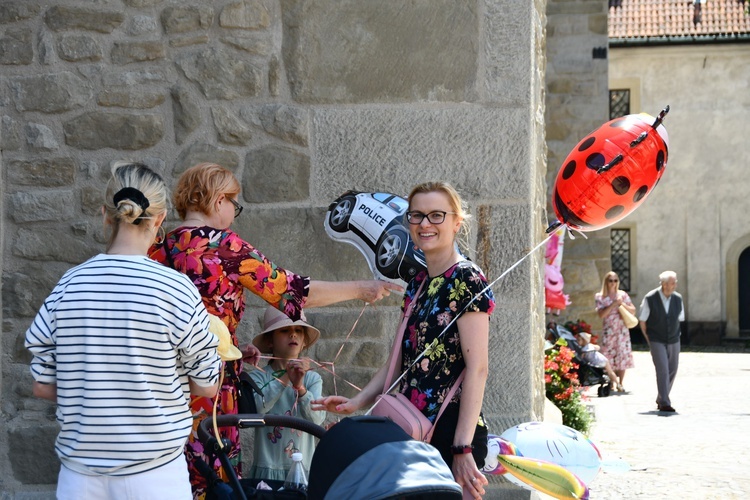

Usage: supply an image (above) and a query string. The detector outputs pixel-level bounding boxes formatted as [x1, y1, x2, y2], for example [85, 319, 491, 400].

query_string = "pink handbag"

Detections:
[372, 391, 436, 441]
[371, 280, 464, 442]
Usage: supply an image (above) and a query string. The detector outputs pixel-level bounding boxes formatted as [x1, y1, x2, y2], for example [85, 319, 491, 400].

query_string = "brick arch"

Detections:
[725, 234, 750, 338]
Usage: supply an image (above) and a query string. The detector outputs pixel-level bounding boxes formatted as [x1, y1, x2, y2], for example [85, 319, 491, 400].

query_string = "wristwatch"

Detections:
[450, 445, 474, 455]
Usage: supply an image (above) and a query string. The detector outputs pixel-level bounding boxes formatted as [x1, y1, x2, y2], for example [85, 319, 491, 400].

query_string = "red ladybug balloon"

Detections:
[548, 106, 670, 233]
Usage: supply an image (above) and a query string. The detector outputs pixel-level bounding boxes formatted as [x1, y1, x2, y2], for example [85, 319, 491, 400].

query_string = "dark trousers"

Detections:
[650, 340, 680, 407]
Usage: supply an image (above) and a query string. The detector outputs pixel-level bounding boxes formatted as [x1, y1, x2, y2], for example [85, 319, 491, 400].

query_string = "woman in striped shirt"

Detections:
[26, 162, 222, 500]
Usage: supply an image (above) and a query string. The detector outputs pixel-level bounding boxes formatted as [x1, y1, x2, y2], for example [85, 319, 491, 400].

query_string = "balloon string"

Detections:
[566, 225, 588, 241]
[331, 302, 368, 395]
[333, 303, 368, 364]
[212, 364, 226, 448]
[373, 231, 557, 404]
[311, 360, 362, 392]
[249, 355, 362, 392]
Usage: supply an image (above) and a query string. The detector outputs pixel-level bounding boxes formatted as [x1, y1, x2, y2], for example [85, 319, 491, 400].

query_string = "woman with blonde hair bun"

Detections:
[595, 271, 637, 392]
[26, 162, 221, 499]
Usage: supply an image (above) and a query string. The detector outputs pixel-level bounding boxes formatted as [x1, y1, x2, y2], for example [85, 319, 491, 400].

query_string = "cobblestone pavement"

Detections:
[580, 349, 750, 499]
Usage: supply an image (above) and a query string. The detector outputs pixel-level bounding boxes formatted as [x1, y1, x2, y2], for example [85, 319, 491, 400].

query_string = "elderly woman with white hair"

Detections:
[638, 270, 685, 413]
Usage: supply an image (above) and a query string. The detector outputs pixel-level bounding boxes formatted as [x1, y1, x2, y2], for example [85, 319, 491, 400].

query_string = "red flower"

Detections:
[409, 390, 427, 410]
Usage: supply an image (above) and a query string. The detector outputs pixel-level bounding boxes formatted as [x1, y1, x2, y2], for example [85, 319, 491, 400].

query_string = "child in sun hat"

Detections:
[247, 306, 325, 482]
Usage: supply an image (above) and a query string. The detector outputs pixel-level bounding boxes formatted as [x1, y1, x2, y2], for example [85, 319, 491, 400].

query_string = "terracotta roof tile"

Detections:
[609, 0, 750, 41]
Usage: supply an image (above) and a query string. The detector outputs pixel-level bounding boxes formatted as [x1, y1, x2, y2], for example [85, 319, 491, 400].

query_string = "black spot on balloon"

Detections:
[609, 118, 627, 128]
[578, 137, 596, 152]
[605, 205, 625, 220]
[554, 189, 593, 229]
[633, 185, 648, 202]
[562, 160, 576, 180]
[656, 150, 665, 172]
[611, 176, 630, 195]
[586, 153, 606, 170]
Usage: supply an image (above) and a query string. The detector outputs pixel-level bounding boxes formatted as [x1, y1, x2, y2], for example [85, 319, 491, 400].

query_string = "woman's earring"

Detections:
[154, 225, 166, 245]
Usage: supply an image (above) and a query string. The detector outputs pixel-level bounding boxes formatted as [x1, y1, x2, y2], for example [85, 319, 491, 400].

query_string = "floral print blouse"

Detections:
[149, 226, 310, 336]
[399, 260, 495, 422]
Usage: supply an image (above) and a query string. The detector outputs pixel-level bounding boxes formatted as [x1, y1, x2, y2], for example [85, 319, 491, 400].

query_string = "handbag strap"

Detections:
[423, 370, 464, 443]
[383, 279, 426, 393]
[382, 278, 466, 441]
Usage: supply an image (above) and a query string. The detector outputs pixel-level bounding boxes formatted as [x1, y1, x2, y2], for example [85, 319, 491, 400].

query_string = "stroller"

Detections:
[546, 322, 612, 397]
[197, 414, 463, 500]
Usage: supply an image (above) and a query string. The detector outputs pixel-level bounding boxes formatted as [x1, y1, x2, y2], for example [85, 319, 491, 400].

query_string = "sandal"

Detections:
[616, 383, 625, 392]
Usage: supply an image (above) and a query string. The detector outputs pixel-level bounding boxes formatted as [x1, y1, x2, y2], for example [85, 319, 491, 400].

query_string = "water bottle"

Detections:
[283, 452, 308, 493]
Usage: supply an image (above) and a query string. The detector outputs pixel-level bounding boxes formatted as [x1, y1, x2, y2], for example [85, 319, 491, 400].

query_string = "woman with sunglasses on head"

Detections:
[149, 162, 401, 499]
[26, 162, 222, 499]
[595, 271, 637, 392]
[313, 182, 495, 499]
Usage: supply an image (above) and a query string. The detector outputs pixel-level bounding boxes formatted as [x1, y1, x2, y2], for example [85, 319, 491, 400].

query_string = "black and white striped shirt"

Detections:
[25, 254, 221, 476]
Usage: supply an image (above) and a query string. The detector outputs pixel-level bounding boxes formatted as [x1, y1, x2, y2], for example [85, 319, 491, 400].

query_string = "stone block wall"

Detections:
[608, 43, 750, 343]
[545, 0, 611, 332]
[1, 1, 550, 497]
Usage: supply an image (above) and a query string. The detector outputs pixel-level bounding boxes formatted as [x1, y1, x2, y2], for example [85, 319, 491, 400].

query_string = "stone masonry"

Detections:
[545, 0, 611, 333]
[0, 1, 609, 498]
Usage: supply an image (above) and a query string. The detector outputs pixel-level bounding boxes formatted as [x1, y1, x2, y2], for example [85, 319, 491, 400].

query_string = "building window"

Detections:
[610, 89, 630, 119]
[611, 228, 631, 291]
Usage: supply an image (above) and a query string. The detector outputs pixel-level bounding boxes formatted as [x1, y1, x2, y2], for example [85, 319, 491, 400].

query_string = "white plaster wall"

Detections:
[609, 43, 750, 334]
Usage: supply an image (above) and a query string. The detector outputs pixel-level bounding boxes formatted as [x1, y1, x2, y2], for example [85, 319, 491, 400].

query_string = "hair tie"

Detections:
[113, 187, 150, 225]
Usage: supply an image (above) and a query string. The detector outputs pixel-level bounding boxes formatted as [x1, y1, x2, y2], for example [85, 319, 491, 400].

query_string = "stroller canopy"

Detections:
[307, 416, 461, 500]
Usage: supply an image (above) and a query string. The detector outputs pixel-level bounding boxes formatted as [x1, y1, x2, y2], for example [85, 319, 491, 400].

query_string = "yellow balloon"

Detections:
[208, 314, 242, 361]
[498, 454, 588, 500]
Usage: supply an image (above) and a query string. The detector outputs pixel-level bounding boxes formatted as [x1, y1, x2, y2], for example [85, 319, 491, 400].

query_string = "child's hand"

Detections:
[240, 344, 261, 367]
[286, 358, 310, 390]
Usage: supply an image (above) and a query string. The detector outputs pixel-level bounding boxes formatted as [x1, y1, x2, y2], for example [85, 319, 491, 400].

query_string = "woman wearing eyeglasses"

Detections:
[595, 271, 636, 392]
[149, 162, 400, 499]
[313, 182, 495, 499]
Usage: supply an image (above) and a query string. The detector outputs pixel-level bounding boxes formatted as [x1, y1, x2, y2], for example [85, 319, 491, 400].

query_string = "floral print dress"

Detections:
[595, 292, 635, 371]
[149, 226, 309, 499]
[399, 261, 495, 422]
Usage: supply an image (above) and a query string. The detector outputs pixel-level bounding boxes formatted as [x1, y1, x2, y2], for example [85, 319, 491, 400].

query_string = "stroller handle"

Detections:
[197, 413, 327, 446]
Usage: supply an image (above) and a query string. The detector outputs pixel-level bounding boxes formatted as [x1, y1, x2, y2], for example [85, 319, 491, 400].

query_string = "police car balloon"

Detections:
[324, 191, 427, 287]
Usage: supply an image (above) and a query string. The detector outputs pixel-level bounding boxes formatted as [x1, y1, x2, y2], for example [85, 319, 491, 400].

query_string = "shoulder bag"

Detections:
[618, 304, 639, 329]
[616, 293, 639, 329]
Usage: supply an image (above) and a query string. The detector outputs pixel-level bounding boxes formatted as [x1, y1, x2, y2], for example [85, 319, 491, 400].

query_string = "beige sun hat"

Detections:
[578, 332, 592, 344]
[252, 306, 320, 353]
[208, 314, 243, 361]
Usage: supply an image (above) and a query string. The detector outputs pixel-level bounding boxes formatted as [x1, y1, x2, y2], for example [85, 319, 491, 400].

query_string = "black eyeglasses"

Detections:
[228, 197, 243, 218]
[405, 210, 456, 225]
